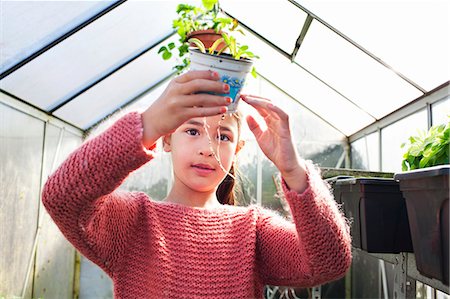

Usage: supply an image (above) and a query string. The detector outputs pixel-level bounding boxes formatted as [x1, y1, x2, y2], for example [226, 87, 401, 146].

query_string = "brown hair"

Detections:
[216, 165, 237, 205]
[216, 111, 243, 206]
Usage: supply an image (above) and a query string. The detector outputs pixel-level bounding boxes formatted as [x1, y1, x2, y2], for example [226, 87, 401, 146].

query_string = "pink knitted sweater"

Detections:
[42, 112, 351, 298]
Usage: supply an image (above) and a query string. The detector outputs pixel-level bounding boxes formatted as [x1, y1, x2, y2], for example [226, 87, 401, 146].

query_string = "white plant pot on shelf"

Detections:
[189, 48, 254, 113]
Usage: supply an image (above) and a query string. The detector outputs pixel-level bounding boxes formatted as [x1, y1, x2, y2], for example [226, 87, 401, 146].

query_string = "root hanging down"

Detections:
[203, 116, 236, 180]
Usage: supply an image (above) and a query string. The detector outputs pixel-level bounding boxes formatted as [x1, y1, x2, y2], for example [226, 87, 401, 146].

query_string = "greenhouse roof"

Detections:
[1, 0, 449, 137]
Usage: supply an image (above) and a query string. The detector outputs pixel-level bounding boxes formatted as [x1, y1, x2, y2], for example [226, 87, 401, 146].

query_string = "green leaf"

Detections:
[162, 51, 172, 60]
[168, 42, 176, 50]
[177, 4, 195, 14]
[409, 144, 422, 157]
[402, 160, 408, 171]
[251, 66, 258, 78]
[158, 46, 167, 54]
[419, 156, 430, 168]
[202, 0, 218, 11]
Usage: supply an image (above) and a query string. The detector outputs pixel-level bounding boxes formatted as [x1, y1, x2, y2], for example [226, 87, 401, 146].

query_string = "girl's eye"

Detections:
[218, 134, 231, 142]
[186, 129, 200, 136]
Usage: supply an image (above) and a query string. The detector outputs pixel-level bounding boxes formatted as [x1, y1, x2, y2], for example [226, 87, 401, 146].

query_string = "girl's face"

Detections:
[163, 114, 241, 194]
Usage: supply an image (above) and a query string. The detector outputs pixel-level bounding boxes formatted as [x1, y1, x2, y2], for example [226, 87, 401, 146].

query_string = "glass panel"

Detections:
[296, 20, 422, 119]
[257, 77, 346, 167]
[34, 124, 82, 298]
[0, 103, 44, 296]
[432, 96, 450, 126]
[53, 36, 179, 130]
[351, 131, 380, 171]
[0, 1, 112, 73]
[79, 256, 113, 299]
[41, 124, 82, 181]
[0, 1, 178, 111]
[297, 0, 450, 91]
[119, 153, 172, 201]
[381, 109, 427, 172]
[238, 28, 374, 136]
[220, 0, 307, 54]
[436, 289, 450, 299]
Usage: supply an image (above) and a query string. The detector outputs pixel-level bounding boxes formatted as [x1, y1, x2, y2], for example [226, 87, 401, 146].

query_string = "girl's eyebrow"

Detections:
[185, 120, 234, 133]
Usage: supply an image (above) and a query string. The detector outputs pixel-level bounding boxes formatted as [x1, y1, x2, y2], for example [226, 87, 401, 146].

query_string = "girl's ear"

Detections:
[235, 140, 245, 154]
[163, 134, 172, 152]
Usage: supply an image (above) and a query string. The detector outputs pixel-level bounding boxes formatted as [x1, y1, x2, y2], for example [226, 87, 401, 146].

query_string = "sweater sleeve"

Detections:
[255, 160, 352, 287]
[42, 112, 155, 275]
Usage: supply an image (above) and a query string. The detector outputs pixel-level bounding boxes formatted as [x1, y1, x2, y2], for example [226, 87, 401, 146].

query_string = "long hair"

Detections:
[216, 165, 236, 205]
[216, 111, 243, 206]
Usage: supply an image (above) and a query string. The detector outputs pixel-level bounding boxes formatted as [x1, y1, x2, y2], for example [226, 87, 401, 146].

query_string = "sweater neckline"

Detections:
[152, 199, 233, 214]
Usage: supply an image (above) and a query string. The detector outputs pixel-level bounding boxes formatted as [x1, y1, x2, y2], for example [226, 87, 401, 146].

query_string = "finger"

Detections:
[241, 94, 272, 102]
[181, 79, 229, 95]
[175, 70, 220, 83]
[241, 95, 271, 118]
[246, 115, 264, 139]
[185, 106, 228, 119]
[182, 93, 232, 108]
[267, 103, 289, 122]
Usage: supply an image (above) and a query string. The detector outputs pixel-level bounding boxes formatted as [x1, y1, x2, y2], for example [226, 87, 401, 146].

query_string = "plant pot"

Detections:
[189, 48, 253, 113]
[334, 177, 413, 253]
[394, 165, 449, 285]
[187, 29, 226, 51]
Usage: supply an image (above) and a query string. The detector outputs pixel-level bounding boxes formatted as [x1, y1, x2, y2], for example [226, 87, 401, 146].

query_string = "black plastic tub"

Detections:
[395, 165, 449, 285]
[334, 178, 413, 253]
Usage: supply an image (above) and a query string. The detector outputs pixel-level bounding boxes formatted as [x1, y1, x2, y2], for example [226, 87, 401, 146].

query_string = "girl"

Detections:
[42, 70, 352, 298]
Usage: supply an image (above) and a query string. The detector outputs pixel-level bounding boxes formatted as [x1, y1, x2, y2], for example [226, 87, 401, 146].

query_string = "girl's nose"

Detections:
[198, 144, 214, 157]
[199, 149, 213, 157]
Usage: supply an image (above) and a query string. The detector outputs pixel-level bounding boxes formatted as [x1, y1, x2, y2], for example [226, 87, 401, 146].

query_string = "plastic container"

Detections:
[335, 177, 413, 253]
[189, 48, 253, 113]
[394, 165, 449, 285]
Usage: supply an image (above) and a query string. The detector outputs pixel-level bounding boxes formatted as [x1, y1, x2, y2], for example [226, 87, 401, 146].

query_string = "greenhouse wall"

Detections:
[0, 93, 82, 298]
[351, 88, 449, 172]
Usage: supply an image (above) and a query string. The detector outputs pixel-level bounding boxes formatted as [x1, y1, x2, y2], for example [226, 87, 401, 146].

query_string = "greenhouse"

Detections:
[0, 0, 449, 298]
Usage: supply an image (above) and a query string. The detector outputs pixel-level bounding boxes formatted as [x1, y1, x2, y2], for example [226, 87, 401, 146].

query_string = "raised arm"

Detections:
[42, 112, 155, 274]
[241, 94, 351, 287]
[255, 162, 352, 287]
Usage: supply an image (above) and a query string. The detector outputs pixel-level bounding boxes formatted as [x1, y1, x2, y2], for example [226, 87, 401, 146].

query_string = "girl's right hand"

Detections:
[141, 70, 232, 148]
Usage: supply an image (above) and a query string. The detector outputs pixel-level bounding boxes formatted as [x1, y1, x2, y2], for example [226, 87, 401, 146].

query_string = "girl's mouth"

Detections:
[192, 163, 215, 170]
[192, 163, 215, 175]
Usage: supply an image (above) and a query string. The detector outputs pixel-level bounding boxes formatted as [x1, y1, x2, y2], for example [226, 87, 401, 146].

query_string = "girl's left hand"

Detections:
[241, 95, 308, 193]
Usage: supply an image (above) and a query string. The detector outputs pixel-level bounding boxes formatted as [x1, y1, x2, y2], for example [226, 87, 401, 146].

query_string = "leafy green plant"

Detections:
[401, 119, 450, 171]
[158, 0, 256, 74]
[188, 33, 258, 77]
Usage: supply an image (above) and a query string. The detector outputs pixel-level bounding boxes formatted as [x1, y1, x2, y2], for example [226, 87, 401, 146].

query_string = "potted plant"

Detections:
[158, 0, 258, 113]
[158, 0, 246, 72]
[395, 120, 449, 285]
[188, 32, 257, 113]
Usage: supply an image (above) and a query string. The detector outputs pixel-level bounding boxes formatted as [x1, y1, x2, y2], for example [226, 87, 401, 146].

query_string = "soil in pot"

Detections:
[187, 29, 226, 51]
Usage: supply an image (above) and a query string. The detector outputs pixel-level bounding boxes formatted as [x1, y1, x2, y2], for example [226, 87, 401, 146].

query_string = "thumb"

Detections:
[246, 115, 263, 139]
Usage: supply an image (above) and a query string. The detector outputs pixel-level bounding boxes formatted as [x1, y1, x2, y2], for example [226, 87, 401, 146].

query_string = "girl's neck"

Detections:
[164, 185, 221, 209]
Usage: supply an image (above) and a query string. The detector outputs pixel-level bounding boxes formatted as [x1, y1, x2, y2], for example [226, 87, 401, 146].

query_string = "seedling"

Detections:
[401, 119, 450, 171]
